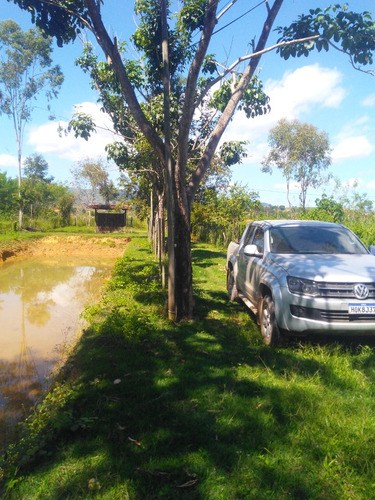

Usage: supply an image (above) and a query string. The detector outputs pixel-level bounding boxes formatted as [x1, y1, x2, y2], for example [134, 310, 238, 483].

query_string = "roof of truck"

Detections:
[255, 220, 341, 228]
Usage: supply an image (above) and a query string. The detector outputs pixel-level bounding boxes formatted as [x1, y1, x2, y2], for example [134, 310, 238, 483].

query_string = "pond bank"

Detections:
[0, 255, 117, 453]
[0, 234, 130, 457]
[0, 234, 130, 264]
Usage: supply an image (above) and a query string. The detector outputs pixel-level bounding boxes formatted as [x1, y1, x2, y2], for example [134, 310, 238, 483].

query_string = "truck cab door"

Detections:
[238, 226, 264, 303]
[237, 224, 256, 292]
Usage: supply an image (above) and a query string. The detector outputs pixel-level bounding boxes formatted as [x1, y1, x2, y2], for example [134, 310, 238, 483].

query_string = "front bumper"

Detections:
[275, 286, 375, 335]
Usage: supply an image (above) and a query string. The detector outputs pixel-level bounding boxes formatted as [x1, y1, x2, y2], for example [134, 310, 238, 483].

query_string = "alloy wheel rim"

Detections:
[262, 307, 271, 338]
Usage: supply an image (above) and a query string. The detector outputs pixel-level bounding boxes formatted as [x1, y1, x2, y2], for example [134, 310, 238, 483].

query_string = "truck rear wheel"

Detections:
[260, 295, 281, 346]
[227, 267, 238, 301]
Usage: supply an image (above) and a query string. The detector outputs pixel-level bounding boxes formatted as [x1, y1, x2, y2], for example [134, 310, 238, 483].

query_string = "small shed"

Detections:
[89, 204, 127, 233]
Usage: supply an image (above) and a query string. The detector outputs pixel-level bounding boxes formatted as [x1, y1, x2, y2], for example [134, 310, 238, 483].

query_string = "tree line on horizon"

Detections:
[1, 145, 374, 250]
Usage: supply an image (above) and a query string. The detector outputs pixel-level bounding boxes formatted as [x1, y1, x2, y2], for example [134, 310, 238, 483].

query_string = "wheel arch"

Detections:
[257, 279, 283, 326]
[226, 257, 239, 285]
[259, 282, 272, 299]
[227, 255, 237, 272]
[257, 283, 273, 320]
[258, 280, 288, 338]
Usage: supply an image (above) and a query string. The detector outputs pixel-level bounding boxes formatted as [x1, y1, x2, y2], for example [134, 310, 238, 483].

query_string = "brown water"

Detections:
[0, 256, 114, 449]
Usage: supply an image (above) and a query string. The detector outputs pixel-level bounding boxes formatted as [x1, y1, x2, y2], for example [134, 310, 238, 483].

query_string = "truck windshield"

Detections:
[270, 226, 368, 255]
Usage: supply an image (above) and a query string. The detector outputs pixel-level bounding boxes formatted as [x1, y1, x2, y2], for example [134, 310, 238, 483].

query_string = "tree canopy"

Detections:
[23, 154, 54, 184]
[20, 154, 71, 221]
[0, 171, 18, 214]
[71, 157, 118, 206]
[262, 118, 332, 211]
[305, 194, 345, 223]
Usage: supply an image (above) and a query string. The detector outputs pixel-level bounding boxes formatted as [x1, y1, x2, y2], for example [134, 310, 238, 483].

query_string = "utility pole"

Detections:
[161, 0, 176, 320]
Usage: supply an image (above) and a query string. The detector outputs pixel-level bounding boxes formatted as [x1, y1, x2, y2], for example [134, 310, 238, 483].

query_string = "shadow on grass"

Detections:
[4, 242, 375, 499]
[192, 248, 226, 268]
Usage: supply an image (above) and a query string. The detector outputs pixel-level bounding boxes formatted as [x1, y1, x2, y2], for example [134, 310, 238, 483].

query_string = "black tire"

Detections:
[227, 267, 238, 301]
[260, 295, 281, 346]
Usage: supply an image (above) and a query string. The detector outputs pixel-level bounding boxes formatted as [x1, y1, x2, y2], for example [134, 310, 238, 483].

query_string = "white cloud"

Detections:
[27, 102, 118, 162]
[332, 136, 373, 162]
[361, 93, 375, 107]
[225, 64, 346, 150]
[266, 63, 345, 115]
[334, 116, 371, 142]
[0, 154, 18, 168]
[245, 141, 269, 164]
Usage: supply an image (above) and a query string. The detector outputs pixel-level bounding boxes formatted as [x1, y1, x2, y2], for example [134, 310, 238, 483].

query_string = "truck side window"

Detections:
[253, 227, 264, 254]
[243, 225, 256, 246]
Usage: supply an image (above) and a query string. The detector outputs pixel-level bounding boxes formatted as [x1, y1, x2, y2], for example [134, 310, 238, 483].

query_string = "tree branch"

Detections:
[197, 34, 320, 107]
[177, 0, 219, 184]
[187, 0, 284, 206]
[217, 0, 238, 21]
[85, 0, 166, 165]
[326, 38, 375, 77]
[35, 0, 95, 33]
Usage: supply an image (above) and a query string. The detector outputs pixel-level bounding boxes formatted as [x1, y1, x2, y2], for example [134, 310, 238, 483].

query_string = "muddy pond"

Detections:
[0, 236, 127, 450]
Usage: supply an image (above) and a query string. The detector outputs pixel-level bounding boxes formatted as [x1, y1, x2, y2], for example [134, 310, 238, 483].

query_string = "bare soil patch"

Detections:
[0, 235, 130, 264]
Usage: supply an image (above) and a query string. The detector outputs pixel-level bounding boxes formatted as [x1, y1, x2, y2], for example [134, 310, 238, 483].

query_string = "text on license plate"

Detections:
[348, 303, 375, 314]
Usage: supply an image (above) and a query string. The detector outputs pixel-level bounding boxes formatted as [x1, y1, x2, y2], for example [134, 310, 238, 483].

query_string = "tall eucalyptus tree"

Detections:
[0, 20, 64, 228]
[262, 119, 332, 212]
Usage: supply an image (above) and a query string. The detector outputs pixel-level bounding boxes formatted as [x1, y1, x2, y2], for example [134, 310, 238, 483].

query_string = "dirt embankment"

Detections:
[0, 235, 130, 264]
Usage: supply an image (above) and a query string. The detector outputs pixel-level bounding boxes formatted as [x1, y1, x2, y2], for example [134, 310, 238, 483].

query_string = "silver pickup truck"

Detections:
[226, 220, 375, 345]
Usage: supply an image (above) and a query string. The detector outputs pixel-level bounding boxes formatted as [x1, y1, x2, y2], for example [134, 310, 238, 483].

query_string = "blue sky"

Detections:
[1, 0, 375, 208]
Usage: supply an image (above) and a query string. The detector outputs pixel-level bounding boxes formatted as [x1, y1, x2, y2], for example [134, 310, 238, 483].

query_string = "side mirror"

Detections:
[243, 244, 263, 257]
[369, 245, 375, 255]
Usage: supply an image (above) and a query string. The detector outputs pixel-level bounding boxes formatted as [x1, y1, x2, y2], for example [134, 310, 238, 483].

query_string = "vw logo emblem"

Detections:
[354, 284, 369, 300]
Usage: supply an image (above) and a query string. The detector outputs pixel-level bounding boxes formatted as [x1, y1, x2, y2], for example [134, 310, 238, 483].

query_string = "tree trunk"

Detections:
[286, 178, 293, 215]
[173, 198, 193, 320]
[149, 188, 154, 244]
[17, 149, 23, 230]
[156, 194, 166, 290]
[86, 0, 284, 321]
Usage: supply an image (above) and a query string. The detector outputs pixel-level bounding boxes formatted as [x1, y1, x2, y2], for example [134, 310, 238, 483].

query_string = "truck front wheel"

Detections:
[260, 295, 281, 346]
[227, 267, 238, 301]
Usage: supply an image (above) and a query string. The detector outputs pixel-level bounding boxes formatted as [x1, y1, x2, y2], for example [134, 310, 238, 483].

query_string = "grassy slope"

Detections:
[1, 233, 375, 499]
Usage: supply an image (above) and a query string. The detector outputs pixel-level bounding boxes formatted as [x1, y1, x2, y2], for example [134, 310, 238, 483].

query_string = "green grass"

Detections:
[0, 231, 45, 245]
[2, 234, 375, 499]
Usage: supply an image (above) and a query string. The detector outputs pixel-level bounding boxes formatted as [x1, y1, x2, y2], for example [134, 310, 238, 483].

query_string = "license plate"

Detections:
[348, 303, 375, 314]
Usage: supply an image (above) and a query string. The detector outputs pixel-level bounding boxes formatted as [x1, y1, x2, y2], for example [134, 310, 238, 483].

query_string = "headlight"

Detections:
[287, 276, 320, 297]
